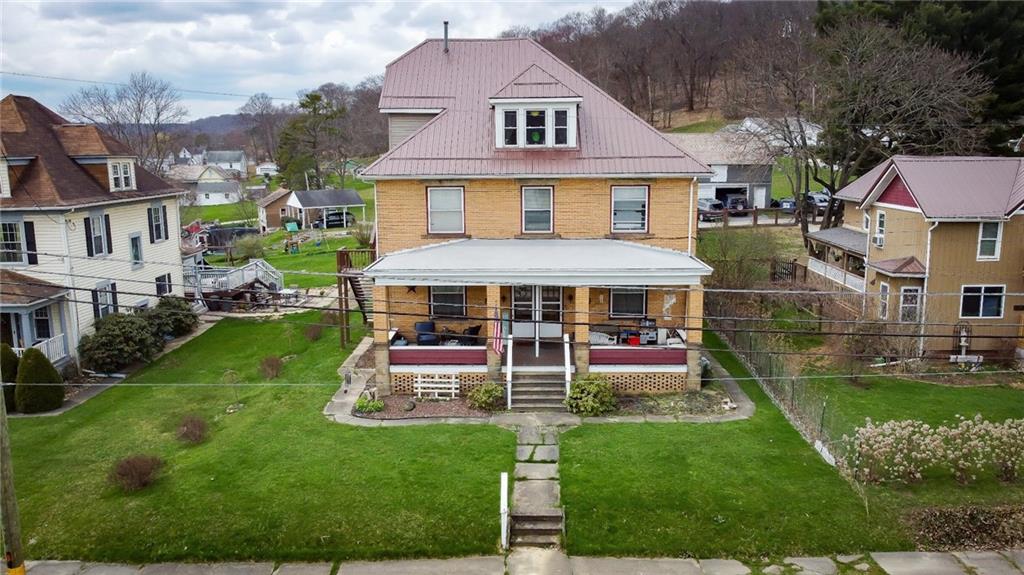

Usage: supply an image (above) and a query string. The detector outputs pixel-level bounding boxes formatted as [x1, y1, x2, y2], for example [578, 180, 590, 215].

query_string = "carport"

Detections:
[286, 188, 366, 228]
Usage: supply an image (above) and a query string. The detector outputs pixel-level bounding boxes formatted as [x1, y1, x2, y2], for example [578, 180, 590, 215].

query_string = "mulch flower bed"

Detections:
[355, 395, 490, 420]
[614, 388, 731, 417]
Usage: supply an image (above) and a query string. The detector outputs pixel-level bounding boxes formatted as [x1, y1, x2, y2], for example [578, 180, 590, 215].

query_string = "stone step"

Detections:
[511, 404, 568, 412]
[511, 382, 565, 390]
[511, 507, 563, 522]
[512, 519, 563, 536]
[515, 462, 559, 480]
[511, 533, 561, 548]
[511, 373, 565, 382]
[512, 394, 565, 404]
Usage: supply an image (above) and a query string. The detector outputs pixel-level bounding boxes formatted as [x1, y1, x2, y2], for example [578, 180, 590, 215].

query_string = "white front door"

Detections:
[511, 286, 562, 339]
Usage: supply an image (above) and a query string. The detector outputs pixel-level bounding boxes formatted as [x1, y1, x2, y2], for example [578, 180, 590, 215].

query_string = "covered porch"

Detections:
[806, 227, 867, 293]
[364, 239, 712, 397]
[0, 270, 72, 366]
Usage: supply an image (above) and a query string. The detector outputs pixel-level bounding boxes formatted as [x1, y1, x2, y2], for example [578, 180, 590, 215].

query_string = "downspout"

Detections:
[687, 178, 695, 254]
[60, 210, 82, 365]
[919, 221, 939, 357]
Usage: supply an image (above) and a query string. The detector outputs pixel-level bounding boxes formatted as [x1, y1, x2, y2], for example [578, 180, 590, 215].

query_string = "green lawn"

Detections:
[560, 330, 1024, 559]
[264, 235, 361, 289]
[668, 117, 729, 133]
[9, 313, 514, 562]
[181, 201, 257, 225]
[771, 303, 825, 351]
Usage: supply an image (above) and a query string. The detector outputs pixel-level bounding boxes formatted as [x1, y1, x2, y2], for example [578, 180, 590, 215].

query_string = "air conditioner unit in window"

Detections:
[872, 234, 885, 247]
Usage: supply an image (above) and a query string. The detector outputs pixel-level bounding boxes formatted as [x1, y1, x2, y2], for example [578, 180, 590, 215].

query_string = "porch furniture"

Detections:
[415, 321, 439, 346]
[414, 373, 459, 399]
[459, 324, 482, 346]
[588, 331, 615, 346]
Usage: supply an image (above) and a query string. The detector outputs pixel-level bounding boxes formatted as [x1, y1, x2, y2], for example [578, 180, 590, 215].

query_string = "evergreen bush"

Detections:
[1, 343, 18, 412]
[14, 347, 64, 414]
[79, 313, 163, 373]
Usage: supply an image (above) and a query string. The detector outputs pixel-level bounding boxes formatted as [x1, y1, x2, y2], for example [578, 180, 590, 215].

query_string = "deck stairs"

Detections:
[509, 372, 567, 412]
[346, 272, 374, 323]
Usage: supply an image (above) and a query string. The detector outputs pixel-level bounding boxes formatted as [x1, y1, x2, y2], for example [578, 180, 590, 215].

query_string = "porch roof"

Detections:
[806, 227, 867, 256]
[868, 256, 926, 277]
[0, 270, 66, 307]
[364, 239, 713, 286]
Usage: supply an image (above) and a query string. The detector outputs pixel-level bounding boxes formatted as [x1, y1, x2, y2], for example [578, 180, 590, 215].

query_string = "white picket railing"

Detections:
[807, 257, 865, 292]
[184, 259, 284, 293]
[12, 334, 67, 363]
[505, 334, 514, 410]
[562, 333, 571, 397]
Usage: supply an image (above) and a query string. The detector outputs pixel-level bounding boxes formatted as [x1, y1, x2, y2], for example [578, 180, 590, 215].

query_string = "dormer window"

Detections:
[492, 101, 579, 149]
[525, 110, 546, 146]
[108, 159, 136, 191]
[554, 110, 569, 145]
[503, 111, 518, 146]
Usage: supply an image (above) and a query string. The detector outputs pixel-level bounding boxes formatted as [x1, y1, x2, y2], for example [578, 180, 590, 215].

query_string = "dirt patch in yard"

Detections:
[614, 387, 731, 417]
[907, 505, 1024, 551]
[355, 395, 490, 420]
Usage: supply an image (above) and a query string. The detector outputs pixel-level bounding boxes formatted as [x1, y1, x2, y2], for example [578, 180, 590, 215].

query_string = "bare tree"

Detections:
[239, 93, 289, 162]
[60, 72, 188, 173]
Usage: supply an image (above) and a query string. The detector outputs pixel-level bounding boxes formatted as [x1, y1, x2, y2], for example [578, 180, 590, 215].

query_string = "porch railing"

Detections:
[807, 257, 865, 292]
[562, 333, 571, 396]
[13, 334, 67, 363]
[338, 248, 377, 271]
[505, 334, 514, 410]
[184, 259, 284, 293]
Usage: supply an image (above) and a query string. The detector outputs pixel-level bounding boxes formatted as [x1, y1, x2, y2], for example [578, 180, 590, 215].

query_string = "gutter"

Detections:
[3, 189, 185, 211]
[688, 179, 695, 254]
[360, 172, 715, 181]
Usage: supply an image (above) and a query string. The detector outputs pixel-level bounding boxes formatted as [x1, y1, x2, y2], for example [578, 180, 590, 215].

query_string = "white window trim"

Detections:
[878, 282, 889, 320]
[32, 307, 51, 342]
[426, 187, 465, 234]
[155, 273, 173, 296]
[494, 104, 577, 149]
[609, 288, 647, 318]
[89, 214, 110, 256]
[0, 221, 27, 266]
[898, 286, 921, 323]
[862, 213, 870, 231]
[521, 186, 553, 234]
[959, 284, 1005, 320]
[429, 285, 467, 318]
[976, 221, 1002, 261]
[96, 281, 115, 319]
[149, 206, 166, 243]
[611, 185, 650, 233]
[873, 210, 886, 248]
[129, 233, 144, 269]
[108, 160, 136, 191]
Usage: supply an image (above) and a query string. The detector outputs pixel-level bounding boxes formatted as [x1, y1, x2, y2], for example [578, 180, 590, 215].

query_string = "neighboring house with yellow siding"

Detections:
[358, 37, 714, 408]
[805, 156, 1024, 360]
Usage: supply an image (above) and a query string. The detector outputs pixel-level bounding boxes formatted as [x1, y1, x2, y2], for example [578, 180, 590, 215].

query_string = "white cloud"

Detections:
[1, 0, 627, 120]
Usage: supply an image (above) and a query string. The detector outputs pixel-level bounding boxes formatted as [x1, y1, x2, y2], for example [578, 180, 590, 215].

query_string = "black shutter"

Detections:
[110, 283, 118, 312]
[84, 217, 94, 257]
[91, 289, 100, 319]
[147, 208, 155, 243]
[162, 205, 170, 240]
[104, 214, 113, 255]
[23, 221, 37, 265]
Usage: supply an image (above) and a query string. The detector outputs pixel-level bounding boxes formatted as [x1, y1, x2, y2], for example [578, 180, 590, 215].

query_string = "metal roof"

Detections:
[666, 133, 771, 166]
[288, 188, 365, 208]
[364, 38, 710, 178]
[806, 227, 867, 256]
[868, 256, 926, 277]
[491, 65, 580, 100]
[364, 238, 713, 286]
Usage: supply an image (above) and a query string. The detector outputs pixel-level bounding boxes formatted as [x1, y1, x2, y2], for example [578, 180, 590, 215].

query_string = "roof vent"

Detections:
[443, 21, 449, 54]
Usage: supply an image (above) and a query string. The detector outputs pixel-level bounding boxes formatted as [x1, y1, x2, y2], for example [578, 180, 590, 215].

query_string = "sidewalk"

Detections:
[17, 550, 1024, 574]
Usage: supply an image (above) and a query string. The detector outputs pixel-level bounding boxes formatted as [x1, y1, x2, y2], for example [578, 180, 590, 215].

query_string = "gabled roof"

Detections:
[0, 95, 181, 209]
[257, 189, 291, 208]
[0, 269, 66, 307]
[364, 38, 709, 179]
[205, 150, 245, 163]
[289, 188, 365, 208]
[491, 64, 580, 100]
[196, 181, 240, 194]
[835, 155, 1024, 219]
[166, 164, 230, 183]
[868, 256, 926, 277]
[666, 133, 771, 166]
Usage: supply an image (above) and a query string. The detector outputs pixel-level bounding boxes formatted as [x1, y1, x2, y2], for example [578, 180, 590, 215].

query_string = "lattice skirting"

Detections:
[390, 372, 489, 395]
[602, 372, 690, 395]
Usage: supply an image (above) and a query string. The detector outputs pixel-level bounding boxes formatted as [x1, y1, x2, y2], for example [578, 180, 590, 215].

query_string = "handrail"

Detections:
[562, 333, 571, 397]
[505, 334, 513, 410]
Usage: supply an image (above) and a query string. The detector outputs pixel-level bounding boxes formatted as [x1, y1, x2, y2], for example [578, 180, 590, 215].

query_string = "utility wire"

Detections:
[0, 70, 297, 101]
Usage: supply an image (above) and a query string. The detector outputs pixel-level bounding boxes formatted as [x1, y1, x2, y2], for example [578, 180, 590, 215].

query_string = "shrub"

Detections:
[79, 313, 163, 373]
[355, 396, 384, 413]
[260, 356, 283, 379]
[990, 419, 1024, 482]
[944, 414, 991, 485]
[350, 221, 374, 247]
[14, 348, 64, 414]
[564, 374, 616, 416]
[177, 415, 208, 445]
[320, 311, 340, 325]
[840, 418, 942, 484]
[154, 296, 199, 337]
[1, 343, 18, 412]
[232, 234, 265, 260]
[109, 455, 164, 492]
[304, 324, 323, 341]
[467, 382, 504, 411]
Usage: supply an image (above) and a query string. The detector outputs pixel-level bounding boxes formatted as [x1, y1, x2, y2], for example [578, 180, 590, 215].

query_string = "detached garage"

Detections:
[668, 133, 773, 208]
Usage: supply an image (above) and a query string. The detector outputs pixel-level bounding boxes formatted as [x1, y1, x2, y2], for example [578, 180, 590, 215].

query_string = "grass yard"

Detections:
[560, 330, 1024, 559]
[668, 117, 729, 133]
[9, 313, 514, 562]
[181, 201, 257, 225]
[264, 234, 361, 289]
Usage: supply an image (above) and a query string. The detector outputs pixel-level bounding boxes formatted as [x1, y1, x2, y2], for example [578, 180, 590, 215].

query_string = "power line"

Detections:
[0, 70, 297, 101]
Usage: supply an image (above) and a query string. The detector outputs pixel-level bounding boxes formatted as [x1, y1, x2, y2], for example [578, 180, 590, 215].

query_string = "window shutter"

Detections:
[84, 217, 94, 257]
[161, 205, 170, 240]
[91, 289, 100, 319]
[104, 214, 113, 255]
[110, 283, 118, 312]
[23, 221, 37, 265]
[147, 208, 155, 243]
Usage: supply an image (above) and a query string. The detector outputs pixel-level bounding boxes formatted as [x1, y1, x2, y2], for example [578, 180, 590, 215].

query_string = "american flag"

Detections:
[492, 310, 505, 355]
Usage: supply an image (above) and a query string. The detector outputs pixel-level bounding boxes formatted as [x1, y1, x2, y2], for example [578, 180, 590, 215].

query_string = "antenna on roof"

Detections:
[443, 21, 449, 54]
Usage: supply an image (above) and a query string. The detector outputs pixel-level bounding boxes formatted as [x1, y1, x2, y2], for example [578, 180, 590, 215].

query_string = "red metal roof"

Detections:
[365, 38, 710, 178]
[868, 256, 926, 277]
[492, 65, 580, 99]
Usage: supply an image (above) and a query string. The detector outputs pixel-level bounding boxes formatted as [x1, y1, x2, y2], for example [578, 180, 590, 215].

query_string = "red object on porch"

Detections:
[389, 347, 487, 365]
[590, 347, 686, 365]
[627, 336, 640, 346]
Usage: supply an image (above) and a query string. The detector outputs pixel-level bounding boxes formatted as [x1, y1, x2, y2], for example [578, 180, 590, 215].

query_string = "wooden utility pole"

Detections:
[336, 249, 350, 348]
[1, 382, 26, 575]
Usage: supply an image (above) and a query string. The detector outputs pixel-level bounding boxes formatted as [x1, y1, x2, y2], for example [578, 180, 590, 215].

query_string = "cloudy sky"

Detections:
[1, 1, 626, 120]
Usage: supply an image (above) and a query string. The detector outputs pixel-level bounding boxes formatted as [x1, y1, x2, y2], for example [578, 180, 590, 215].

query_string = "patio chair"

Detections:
[414, 321, 439, 346]
[458, 324, 482, 346]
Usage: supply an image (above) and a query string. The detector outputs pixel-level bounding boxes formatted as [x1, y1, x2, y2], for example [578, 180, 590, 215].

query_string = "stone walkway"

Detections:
[19, 550, 1024, 574]
[511, 425, 564, 548]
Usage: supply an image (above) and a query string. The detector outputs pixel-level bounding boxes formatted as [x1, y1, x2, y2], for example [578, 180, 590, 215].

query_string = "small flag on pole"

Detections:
[492, 309, 505, 355]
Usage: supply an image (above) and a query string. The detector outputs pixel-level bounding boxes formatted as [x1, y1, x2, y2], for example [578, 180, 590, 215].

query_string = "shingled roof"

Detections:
[364, 38, 709, 179]
[0, 269, 66, 306]
[0, 95, 181, 209]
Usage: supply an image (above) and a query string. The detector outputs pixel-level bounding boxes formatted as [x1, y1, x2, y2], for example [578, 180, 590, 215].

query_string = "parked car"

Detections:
[312, 211, 357, 229]
[776, 197, 797, 214]
[697, 198, 725, 221]
[724, 194, 749, 216]
[807, 192, 831, 215]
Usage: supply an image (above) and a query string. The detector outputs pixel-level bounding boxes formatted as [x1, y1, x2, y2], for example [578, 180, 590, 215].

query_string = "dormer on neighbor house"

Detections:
[490, 65, 580, 149]
[53, 123, 140, 192]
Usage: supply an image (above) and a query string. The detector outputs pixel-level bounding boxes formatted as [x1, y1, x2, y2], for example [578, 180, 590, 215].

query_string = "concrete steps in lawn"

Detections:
[510, 374, 567, 412]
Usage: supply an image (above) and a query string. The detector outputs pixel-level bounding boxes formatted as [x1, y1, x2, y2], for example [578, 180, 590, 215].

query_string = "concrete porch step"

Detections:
[512, 519, 563, 536]
[511, 404, 568, 412]
[511, 373, 565, 382]
[511, 533, 561, 548]
[512, 394, 564, 403]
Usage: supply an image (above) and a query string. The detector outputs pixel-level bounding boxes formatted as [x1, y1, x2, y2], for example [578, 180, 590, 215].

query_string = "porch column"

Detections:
[685, 287, 704, 391]
[372, 284, 392, 396]
[573, 287, 590, 375]
[486, 284, 502, 381]
[18, 312, 32, 348]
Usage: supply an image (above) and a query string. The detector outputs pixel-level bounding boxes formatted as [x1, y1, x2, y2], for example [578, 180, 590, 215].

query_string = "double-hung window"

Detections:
[148, 206, 165, 242]
[878, 282, 890, 320]
[898, 286, 921, 323]
[430, 286, 466, 318]
[977, 222, 1002, 260]
[522, 187, 553, 233]
[554, 110, 569, 145]
[94, 282, 117, 319]
[960, 285, 1004, 319]
[427, 187, 464, 234]
[611, 186, 649, 232]
[33, 307, 51, 341]
[873, 211, 886, 247]
[88, 215, 108, 256]
[503, 110, 519, 146]
[862, 213, 870, 231]
[525, 110, 546, 146]
[610, 288, 646, 317]
[130, 234, 143, 267]
[155, 273, 173, 296]
[0, 222, 24, 263]
[109, 161, 134, 190]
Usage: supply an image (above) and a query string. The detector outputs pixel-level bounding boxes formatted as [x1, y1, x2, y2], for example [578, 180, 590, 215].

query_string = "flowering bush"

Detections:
[987, 418, 1024, 482]
[944, 415, 991, 485]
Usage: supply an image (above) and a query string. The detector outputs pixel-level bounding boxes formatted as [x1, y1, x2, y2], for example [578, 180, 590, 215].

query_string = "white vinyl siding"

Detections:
[387, 114, 436, 150]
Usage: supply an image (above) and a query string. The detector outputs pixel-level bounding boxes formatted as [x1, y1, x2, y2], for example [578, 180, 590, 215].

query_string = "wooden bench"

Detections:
[414, 374, 460, 399]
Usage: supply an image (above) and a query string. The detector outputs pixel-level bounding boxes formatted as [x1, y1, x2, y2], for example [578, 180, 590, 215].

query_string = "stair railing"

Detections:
[505, 334, 514, 410]
[563, 333, 572, 397]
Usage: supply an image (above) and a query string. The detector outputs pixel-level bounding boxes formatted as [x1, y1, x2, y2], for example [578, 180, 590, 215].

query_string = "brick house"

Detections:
[0, 95, 186, 367]
[805, 156, 1024, 359]
[358, 37, 714, 406]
